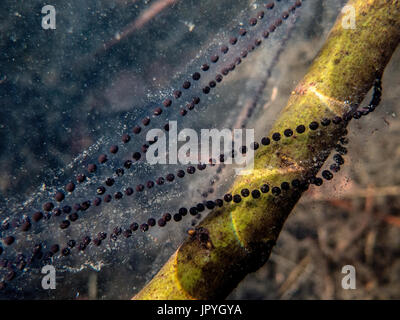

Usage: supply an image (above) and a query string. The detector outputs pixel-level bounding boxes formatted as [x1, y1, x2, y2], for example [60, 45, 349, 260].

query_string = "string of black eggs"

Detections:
[0, 76, 382, 288]
[0, 2, 305, 274]
[0, 0, 304, 239]
[42, 0, 303, 214]
[104, 76, 383, 234]
[1, 77, 382, 244]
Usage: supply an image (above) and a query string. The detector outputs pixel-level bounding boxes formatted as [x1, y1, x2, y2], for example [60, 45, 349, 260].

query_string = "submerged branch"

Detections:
[134, 0, 400, 300]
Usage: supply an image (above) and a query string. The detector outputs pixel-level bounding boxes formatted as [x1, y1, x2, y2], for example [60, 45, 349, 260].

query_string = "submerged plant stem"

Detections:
[133, 0, 400, 300]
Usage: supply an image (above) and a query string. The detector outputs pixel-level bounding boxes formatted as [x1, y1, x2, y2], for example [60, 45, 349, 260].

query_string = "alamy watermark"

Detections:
[41, 265, 56, 290]
[41, 5, 56, 30]
[341, 5, 356, 30]
[341, 265, 356, 290]
[145, 121, 255, 175]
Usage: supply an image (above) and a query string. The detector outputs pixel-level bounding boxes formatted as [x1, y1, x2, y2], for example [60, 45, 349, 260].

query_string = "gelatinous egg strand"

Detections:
[1, 0, 308, 291]
[0, 0, 305, 238]
[0, 75, 382, 290]
[52, 0, 304, 207]
[200, 15, 299, 199]
[0, 75, 382, 249]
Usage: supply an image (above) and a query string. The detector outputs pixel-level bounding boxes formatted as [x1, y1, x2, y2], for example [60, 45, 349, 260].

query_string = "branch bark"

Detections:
[133, 0, 400, 300]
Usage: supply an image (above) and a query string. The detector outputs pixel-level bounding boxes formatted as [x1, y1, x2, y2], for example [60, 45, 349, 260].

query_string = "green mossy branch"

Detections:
[134, 0, 400, 300]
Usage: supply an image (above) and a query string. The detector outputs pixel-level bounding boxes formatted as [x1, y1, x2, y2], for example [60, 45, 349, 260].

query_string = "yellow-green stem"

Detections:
[134, 0, 400, 300]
